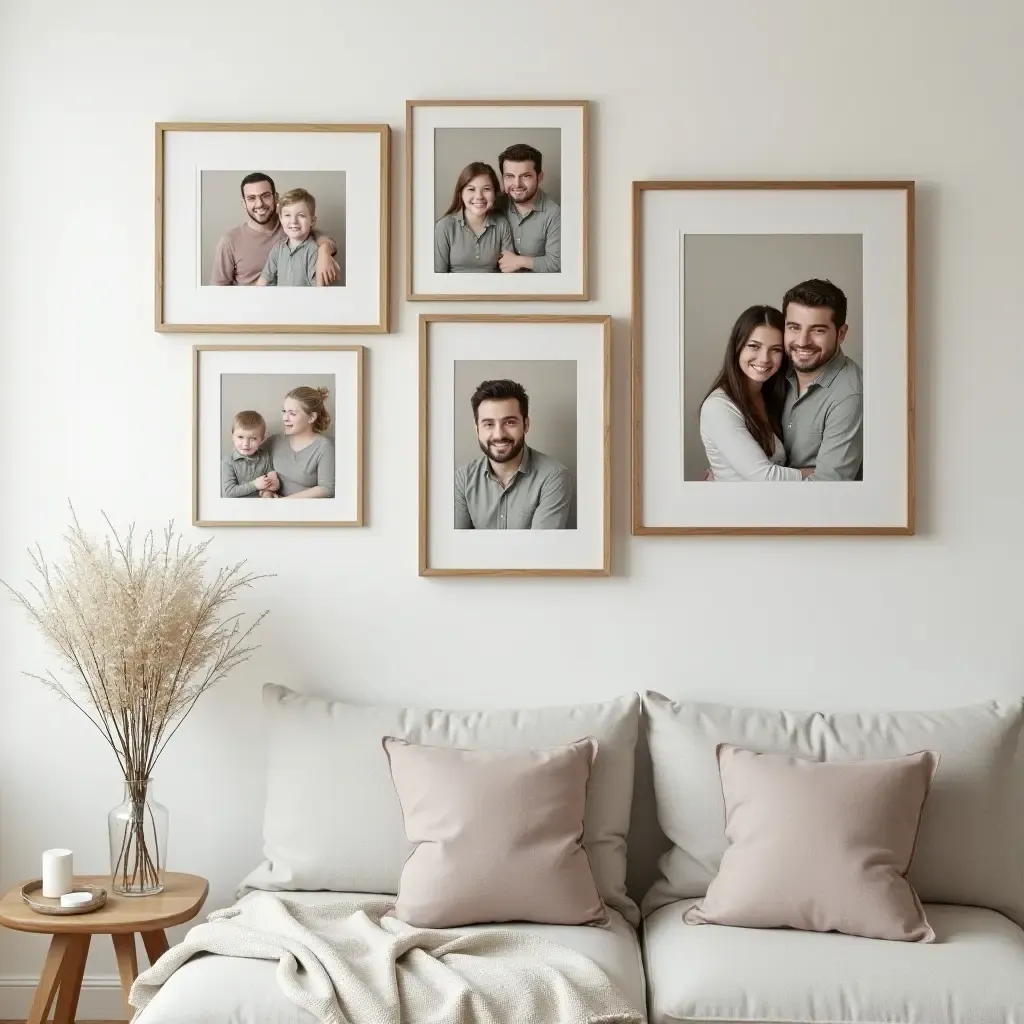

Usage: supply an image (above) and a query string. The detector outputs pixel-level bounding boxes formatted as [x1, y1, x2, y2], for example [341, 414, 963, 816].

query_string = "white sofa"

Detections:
[135, 685, 1024, 1024]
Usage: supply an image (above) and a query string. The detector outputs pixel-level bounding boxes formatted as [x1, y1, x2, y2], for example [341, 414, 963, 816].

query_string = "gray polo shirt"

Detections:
[260, 235, 319, 286]
[268, 433, 336, 497]
[781, 351, 863, 480]
[433, 211, 514, 273]
[454, 445, 573, 529]
[221, 447, 273, 497]
[504, 189, 561, 273]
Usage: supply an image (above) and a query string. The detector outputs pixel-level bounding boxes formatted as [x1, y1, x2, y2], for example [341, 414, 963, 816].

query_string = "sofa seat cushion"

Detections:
[643, 899, 1024, 1024]
[134, 891, 647, 1024]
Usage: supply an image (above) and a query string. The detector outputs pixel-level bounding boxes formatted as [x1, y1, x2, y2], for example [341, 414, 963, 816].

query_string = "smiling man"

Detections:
[454, 378, 573, 529]
[209, 172, 338, 286]
[495, 143, 561, 274]
[780, 278, 863, 480]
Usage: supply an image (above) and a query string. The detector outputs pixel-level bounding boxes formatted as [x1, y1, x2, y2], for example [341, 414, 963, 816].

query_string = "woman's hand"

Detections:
[259, 490, 279, 498]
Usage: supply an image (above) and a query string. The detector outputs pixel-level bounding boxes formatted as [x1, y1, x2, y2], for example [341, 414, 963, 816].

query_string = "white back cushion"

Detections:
[238, 684, 642, 925]
[641, 691, 1024, 928]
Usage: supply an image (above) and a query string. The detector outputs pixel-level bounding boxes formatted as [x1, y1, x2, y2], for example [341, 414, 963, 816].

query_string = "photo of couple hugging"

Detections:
[221, 385, 336, 500]
[210, 172, 342, 288]
[699, 278, 863, 482]
[434, 142, 560, 275]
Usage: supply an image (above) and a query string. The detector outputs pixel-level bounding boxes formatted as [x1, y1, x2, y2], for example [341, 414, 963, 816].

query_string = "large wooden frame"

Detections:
[156, 122, 390, 333]
[631, 179, 915, 535]
[192, 344, 365, 528]
[406, 100, 590, 302]
[419, 313, 611, 576]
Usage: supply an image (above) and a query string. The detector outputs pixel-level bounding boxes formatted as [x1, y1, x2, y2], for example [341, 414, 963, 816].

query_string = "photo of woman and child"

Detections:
[221, 384, 336, 499]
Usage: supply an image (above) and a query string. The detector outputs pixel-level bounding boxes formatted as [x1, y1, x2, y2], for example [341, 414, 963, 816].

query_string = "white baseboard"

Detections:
[0, 974, 125, 1019]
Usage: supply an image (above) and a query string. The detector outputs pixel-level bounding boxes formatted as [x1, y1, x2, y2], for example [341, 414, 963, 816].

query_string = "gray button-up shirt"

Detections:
[434, 211, 514, 273]
[504, 189, 561, 273]
[454, 445, 573, 529]
[781, 351, 863, 480]
[260, 235, 319, 286]
[221, 447, 273, 497]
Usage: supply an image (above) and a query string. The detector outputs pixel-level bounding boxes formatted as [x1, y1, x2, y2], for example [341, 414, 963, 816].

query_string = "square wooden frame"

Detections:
[631, 178, 916, 535]
[405, 100, 590, 302]
[192, 344, 365, 527]
[419, 313, 611, 576]
[155, 122, 391, 333]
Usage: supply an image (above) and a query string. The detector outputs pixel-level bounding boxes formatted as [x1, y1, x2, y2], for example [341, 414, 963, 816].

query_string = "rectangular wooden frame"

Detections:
[631, 178, 915, 536]
[192, 344, 365, 527]
[156, 122, 391, 333]
[405, 100, 590, 302]
[419, 313, 611, 576]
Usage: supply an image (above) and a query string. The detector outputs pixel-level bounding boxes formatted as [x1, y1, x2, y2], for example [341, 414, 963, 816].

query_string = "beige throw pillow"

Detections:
[382, 736, 608, 929]
[683, 744, 938, 942]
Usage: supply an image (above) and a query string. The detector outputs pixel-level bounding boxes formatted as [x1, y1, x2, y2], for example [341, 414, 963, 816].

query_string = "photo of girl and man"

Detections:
[220, 376, 336, 500]
[432, 128, 562, 275]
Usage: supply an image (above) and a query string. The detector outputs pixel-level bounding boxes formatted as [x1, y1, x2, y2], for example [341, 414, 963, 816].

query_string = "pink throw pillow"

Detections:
[382, 735, 608, 928]
[684, 743, 938, 942]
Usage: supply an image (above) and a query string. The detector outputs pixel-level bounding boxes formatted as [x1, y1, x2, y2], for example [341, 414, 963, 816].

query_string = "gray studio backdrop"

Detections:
[433, 128, 561, 220]
[219, 373, 337, 459]
[682, 233, 864, 481]
[200, 170, 347, 286]
[453, 359, 577, 528]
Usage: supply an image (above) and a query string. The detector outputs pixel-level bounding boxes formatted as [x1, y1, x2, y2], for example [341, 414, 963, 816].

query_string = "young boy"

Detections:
[221, 410, 278, 497]
[256, 188, 322, 287]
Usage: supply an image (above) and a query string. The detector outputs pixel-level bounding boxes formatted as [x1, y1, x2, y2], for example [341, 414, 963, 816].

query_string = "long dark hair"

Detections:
[444, 162, 501, 216]
[703, 305, 788, 457]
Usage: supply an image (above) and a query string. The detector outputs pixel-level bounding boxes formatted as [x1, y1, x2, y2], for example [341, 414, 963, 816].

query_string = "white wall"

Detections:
[1, 0, 1023, 1015]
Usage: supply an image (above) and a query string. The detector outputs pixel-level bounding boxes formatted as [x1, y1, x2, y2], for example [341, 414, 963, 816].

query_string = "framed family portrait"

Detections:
[192, 345, 364, 527]
[419, 314, 610, 576]
[631, 179, 915, 535]
[156, 122, 390, 333]
[406, 100, 589, 301]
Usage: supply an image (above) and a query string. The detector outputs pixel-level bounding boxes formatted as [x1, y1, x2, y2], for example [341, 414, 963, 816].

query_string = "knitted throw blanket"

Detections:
[130, 893, 644, 1024]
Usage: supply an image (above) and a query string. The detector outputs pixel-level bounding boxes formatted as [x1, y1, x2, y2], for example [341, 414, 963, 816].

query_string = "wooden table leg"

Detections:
[25, 933, 69, 1024]
[51, 935, 90, 1024]
[140, 927, 170, 965]
[112, 932, 139, 1019]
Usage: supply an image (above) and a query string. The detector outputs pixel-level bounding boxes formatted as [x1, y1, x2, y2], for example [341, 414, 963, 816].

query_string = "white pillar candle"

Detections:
[41, 848, 73, 898]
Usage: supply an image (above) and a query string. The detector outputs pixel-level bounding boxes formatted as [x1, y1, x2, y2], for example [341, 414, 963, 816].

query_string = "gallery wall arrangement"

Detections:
[152, 102, 916, 576]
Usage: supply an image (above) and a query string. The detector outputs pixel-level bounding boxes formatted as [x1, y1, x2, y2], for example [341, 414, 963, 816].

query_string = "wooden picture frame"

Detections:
[419, 313, 610, 576]
[631, 179, 915, 535]
[192, 344, 365, 527]
[406, 100, 589, 302]
[156, 122, 390, 333]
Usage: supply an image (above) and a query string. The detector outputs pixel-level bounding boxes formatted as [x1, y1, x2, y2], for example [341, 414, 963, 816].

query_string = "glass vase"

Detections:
[108, 777, 168, 896]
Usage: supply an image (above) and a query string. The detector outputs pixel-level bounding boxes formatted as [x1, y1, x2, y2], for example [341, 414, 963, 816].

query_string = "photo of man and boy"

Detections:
[201, 170, 348, 288]
[453, 364, 578, 530]
[433, 130, 561, 275]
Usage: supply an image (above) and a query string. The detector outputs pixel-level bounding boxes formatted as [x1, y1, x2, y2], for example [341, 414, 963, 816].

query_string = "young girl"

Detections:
[433, 162, 514, 273]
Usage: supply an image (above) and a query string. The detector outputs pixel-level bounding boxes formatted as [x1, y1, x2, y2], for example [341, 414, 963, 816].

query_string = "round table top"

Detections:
[0, 871, 209, 934]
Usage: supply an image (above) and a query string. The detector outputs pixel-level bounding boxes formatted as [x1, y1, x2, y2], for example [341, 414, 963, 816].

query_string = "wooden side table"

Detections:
[0, 870, 208, 1023]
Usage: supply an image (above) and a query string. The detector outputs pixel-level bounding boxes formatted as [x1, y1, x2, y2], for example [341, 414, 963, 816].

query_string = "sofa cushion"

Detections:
[643, 898, 1024, 1024]
[641, 691, 1024, 929]
[133, 892, 648, 1024]
[682, 744, 937, 942]
[237, 684, 642, 925]
[383, 735, 607, 928]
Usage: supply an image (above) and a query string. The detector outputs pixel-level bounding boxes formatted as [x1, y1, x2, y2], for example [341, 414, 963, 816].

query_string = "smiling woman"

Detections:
[698, 305, 808, 483]
[433, 162, 514, 273]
